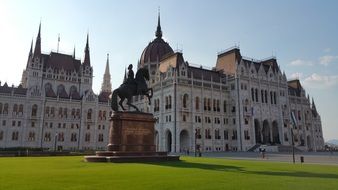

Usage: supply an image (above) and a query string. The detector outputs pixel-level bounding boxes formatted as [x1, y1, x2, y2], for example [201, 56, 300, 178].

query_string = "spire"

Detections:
[312, 97, 318, 117]
[104, 53, 110, 75]
[73, 46, 76, 58]
[29, 39, 33, 56]
[83, 33, 91, 66]
[155, 9, 162, 38]
[33, 22, 41, 58]
[101, 53, 112, 92]
[123, 67, 127, 83]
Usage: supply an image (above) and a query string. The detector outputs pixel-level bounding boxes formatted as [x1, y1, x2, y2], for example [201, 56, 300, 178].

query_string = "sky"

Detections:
[0, 0, 337, 141]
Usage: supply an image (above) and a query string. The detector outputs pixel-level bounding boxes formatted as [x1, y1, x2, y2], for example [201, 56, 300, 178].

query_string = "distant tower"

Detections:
[101, 53, 112, 93]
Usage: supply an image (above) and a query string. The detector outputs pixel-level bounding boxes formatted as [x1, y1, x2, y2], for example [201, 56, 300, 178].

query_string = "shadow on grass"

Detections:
[146, 160, 244, 172]
[247, 170, 338, 179]
[146, 160, 338, 179]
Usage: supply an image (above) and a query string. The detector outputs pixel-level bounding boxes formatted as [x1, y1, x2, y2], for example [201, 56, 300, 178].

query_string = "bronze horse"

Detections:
[110, 68, 153, 112]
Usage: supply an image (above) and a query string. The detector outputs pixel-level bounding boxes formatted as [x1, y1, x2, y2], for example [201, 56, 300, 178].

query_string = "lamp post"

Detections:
[54, 132, 58, 152]
[195, 129, 197, 157]
[291, 112, 297, 164]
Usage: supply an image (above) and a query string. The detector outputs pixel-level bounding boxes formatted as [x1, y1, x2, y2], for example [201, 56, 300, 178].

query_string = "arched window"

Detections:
[0, 103, 2, 114]
[71, 108, 75, 118]
[261, 90, 264, 103]
[85, 133, 90, 142]
[103, 111, 106, 120]
[98, 110, 102, 120]
[183, 94, 188, 108]
[87, 109, 92, 120]
[0, 131, 3, 140]
[255, 89, 258, 102]
[251, 88, 255, 101]
[216, 100, 220, 112]
[3, 103, 8, 114]
[57, 84, 65, 96]
[13, 104, 18, 114]
[71, 133, 77, 142]
[69, 86, 77, 95]
[63, 108, 68, 118]
[45, 83, 52, 91]
[76, 109, 80, 118]
[58, 107, 63, 118]
[168, 96, 172, 109]
[28, 132, 35, 141]
[195, 97, 199, 110]
[265, 90, 268, 103]
[51, 107, 55, 117]
[207, 98, 211, 111]
[31, 104, 38, 117]
[223, 100, 227, 113]
[19, 104, 23, 114]
[98, 134, 104, 142]
[204, 98, 207, 110]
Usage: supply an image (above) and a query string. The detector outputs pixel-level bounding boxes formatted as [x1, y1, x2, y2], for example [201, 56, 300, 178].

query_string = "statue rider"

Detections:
[126, 64, 134, 84]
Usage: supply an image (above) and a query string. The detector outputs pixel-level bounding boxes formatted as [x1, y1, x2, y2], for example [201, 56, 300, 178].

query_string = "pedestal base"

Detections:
[84, 111, 179, 163]
[84, 151, 179, 163]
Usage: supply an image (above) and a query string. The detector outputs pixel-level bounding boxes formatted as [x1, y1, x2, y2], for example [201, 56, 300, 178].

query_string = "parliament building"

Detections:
[0, 16, 324, 152]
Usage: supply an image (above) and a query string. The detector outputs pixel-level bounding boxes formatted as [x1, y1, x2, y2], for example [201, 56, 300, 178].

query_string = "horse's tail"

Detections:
[110, 89, 119, 111]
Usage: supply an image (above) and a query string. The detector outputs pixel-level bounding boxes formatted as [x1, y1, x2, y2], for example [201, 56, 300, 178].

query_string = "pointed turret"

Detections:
[312, 97, 318, 117]
[123, 67, 127, 83]
[155, 11, 162, 38]
[100, 53, 112, 93]
[83, 33, 91, 66]
[33, 23, 41, 59]
[73, 46, 76, 58]
[26, 39, 33, 68]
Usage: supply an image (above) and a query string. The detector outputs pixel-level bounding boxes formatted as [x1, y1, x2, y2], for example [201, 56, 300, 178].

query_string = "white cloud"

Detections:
[323, 48, 331, 53]
[289, 59, 313, 66]
[319, 55, 338, 66]
[289, 72, 303, 79]
[303, 73, 338, 88]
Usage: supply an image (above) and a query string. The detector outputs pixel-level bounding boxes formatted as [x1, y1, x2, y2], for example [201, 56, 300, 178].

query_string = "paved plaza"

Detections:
[179, 152, 338, 165]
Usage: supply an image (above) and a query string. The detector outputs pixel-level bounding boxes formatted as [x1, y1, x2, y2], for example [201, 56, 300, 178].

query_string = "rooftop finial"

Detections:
[155, 7, 162, 38]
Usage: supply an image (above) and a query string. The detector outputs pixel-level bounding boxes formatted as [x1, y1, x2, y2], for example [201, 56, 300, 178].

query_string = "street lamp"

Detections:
[54, 132, 58, 152]
[195, 129, 197, 157]
[291, 112, 297, 164]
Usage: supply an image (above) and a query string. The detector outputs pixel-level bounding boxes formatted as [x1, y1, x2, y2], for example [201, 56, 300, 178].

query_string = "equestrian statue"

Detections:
[110, 64, 153, 112]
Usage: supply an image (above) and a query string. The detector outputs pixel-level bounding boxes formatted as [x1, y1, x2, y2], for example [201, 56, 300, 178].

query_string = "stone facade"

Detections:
[134, 16, 324, 153]
[0, 25, 111, 151]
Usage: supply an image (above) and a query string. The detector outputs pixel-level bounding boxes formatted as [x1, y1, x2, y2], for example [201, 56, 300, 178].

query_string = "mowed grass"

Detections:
[0, 156, 337, 190]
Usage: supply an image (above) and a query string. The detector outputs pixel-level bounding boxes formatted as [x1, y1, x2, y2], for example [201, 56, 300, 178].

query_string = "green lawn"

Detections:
[0, 156, 337, 190]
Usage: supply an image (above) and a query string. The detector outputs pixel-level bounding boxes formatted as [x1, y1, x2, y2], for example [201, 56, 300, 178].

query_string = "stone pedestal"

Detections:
[85, 112, 179, 163]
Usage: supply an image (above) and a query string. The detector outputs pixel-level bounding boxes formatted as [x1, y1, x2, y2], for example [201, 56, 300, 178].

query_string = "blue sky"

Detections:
[0, 0, 337, 140]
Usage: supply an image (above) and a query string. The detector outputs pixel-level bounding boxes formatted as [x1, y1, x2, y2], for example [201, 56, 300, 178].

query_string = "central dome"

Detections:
[139, 15, 174, 68]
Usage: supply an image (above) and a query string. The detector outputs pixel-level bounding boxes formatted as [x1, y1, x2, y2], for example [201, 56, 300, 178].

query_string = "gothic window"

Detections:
[244, 130, 250, 140]
[274, 92, 277, 104]
[58, 132, 64, 142]
[98, 110, 102, 120]
[265, 90, 268, 103]
[58, 107, 63, 118]
[51, 107, 55, 117]
[69, 86, 77, 95]
[57, 84, 65, 96]
[76, 109, 80, 118]
[71, 133, 77, 142]
[98, 134, 104, 142]
[232, 130, 237, 140]
[45, 83, 52, 92]
[3, 103, 8, 114]
[12, 131, 19, 141]
[0, 131, 3, 141]
[87, 109, 92, 120]
[63, 108, 68, 118]
[224, 130, 228, 140]
[223, 101, 227, 113]
[19, 104, 23, 114]
[85, 133, 90, 142]
[207, 98, 211, 111]
[270, 91, 273, 104]
[261, 90, 264, 103]
[195, 128, 201, 139]
[71, 109, 76, 118]
[0, 103, 2, 114]
[183, 94, 188, 108]
[216, 100, 220, 112]
[251, 88, 255, 101]
[31, 104, 38, 117]
[13, 104, 18, 114]
[103, 111, 106, 120]
[28, 132, 35, 141]
[195, 97, 199, 110]
[255, 89, 258, 102]
[44, 133, 51, 142]
[168, 96, 172, 109]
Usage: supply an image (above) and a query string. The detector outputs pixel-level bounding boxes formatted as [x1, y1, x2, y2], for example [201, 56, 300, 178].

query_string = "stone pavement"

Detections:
[179, 152, 338, 165]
